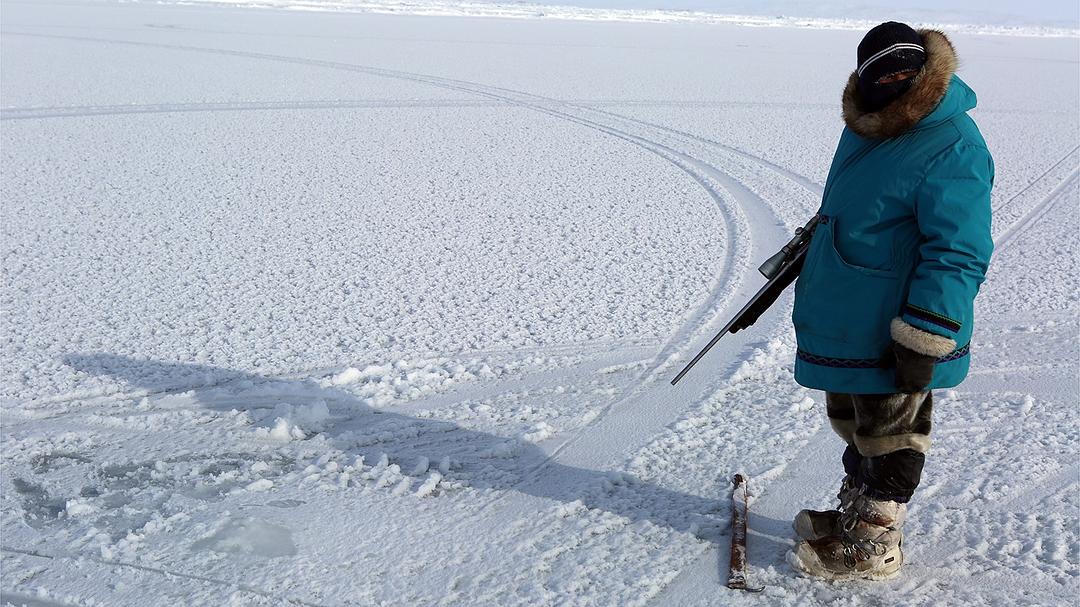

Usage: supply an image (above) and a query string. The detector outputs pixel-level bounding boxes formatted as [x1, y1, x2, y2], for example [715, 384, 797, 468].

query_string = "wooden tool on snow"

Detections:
[728, 474, 764, 592]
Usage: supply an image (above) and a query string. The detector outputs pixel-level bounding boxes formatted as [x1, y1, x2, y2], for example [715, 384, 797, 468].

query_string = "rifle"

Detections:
[670, 214, 821, 386]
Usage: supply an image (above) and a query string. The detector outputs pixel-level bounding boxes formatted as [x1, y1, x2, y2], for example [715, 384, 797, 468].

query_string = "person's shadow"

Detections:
[60, 352, 794, 581]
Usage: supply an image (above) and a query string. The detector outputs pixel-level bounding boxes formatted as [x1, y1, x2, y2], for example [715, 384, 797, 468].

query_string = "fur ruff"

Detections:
[842, 29, 958, 139]
[891, 317, 957, 357]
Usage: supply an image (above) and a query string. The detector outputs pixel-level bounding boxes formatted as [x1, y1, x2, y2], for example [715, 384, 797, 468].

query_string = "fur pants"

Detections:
[826, 391, 933, 503]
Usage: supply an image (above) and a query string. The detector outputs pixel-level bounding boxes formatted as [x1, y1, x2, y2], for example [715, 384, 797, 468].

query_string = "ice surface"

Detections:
[141, 0, 1080, 36]
[1, 1, 1077, 605]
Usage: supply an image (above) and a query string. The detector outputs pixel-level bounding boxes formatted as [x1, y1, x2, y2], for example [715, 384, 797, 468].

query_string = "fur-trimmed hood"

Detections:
[842, 29, 958, 139]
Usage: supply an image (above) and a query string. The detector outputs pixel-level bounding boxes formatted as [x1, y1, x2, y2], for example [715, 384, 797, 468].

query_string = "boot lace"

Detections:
[837, 489, 892, 569]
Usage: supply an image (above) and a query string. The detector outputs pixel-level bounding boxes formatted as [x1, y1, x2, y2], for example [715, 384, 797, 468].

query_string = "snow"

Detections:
[139, 0, 1080, 36]
[1, 1, 1078, 606]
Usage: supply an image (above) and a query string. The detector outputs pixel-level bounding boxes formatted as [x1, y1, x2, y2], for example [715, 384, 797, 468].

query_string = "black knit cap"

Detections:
[857, 22, 927, 86]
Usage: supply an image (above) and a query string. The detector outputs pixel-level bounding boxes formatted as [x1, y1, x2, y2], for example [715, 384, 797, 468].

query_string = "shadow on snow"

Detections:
[60, 352, 795, 574]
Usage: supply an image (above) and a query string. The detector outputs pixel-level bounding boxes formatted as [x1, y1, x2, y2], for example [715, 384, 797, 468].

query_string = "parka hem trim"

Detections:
[797, 343, 970, 368]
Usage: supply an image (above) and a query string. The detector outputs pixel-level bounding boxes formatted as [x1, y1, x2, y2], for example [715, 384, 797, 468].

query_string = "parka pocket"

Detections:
[792, 221, 906, 348]
[828, 218, 898, 278]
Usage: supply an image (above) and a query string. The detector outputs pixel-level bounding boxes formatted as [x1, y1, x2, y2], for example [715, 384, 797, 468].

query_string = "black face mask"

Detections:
[858, 77, 914, 113]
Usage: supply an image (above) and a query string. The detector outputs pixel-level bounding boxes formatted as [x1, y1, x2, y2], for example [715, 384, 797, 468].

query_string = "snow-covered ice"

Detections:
[1, 1, 1077, 605]
[130, 0, 1080, 36]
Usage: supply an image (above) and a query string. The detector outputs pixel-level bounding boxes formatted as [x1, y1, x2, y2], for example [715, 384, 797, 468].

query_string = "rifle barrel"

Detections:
[669, 311, 740, 386]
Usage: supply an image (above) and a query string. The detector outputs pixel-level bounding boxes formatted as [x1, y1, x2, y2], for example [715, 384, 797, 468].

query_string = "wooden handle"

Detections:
[727, 474, 749, 589]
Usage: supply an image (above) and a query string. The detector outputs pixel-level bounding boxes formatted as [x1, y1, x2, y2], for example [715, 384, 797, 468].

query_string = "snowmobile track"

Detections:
[994, 166, 1078, 251]
[990, 144, 1079, 216]
[0, 545, 328, 606]
[578, 104, 826, 196]
[1, 30, 774, 466]
[0, 99, 511, 120]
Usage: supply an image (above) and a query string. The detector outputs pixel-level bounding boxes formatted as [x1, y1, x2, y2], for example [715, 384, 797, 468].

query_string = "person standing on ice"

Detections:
[787, 23, 994, 580]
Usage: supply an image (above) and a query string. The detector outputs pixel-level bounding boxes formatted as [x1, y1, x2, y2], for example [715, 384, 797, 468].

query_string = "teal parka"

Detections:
[792, 30, 994, 394]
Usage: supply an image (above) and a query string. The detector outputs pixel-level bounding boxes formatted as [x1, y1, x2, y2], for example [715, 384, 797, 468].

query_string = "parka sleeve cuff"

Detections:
[891, 317, 957, 358]
[900, 302, 962, 335]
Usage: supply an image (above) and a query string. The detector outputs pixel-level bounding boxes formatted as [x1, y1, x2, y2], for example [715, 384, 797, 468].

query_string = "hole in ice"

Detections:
[191, 517, 297, 558]
[11, 478, 66, 527]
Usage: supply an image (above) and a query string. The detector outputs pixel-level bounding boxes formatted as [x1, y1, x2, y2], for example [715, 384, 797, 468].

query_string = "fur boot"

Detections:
[792, 475, 859, 541]
[790, 495, 906, 580]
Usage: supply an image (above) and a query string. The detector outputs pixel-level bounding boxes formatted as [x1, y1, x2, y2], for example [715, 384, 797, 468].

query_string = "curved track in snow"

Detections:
[2, 30, 809, 454]
[0, 99, 509, 119]
[993, 166, 1078, 256]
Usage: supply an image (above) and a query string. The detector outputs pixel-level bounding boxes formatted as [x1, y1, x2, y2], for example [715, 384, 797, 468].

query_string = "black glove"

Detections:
[893, 342, 935, 393]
